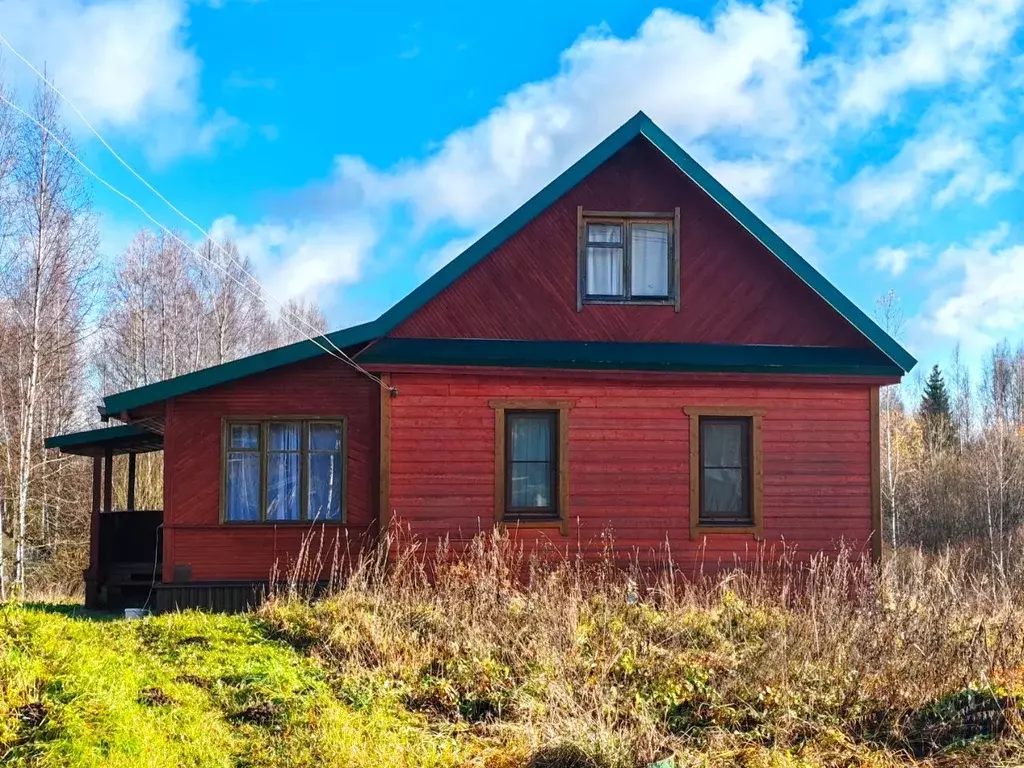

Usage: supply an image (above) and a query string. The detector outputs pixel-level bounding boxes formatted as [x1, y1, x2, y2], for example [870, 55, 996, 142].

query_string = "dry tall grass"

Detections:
[259, 532, 1024, 767]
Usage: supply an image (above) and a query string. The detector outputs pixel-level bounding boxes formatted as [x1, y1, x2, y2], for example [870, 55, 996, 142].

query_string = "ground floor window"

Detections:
[489, 399, 574, 534]
[683, 407, 764, 538]
[506, 411, 559, 517]
[698, 417, 752, 524]
[223, 418, 345, 523]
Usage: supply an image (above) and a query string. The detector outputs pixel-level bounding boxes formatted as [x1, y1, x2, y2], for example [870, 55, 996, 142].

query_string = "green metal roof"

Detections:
[44, 424, 163, 456]
[97, 112, 914, 417]
[103, 321, 380, 415]
[359, 338, 905, 377]
[370, 111, 915, 373]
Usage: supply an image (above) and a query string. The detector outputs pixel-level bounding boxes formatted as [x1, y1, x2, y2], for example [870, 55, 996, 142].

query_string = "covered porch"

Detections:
[45, 424, 164, 610]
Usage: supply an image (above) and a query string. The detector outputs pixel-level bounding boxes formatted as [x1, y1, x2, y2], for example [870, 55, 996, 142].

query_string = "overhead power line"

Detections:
[0, 91, 391, 392]
[0, 32, 391, 392]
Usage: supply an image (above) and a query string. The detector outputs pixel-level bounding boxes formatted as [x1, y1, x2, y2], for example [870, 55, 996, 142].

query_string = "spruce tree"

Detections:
[920, 365, 951, 420]
[920, 365, 954, 450]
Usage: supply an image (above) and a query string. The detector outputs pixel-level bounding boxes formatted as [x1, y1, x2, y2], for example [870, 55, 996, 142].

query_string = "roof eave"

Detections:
[103, 319, 382, 415]
[357, 338, 905, 378]
[44, 424, 163, 456]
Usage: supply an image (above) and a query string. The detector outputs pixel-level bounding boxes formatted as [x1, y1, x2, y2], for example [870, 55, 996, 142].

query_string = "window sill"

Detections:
[692, 523, 760, 537]
[582, 298, 676, 306]
[221, 519, 349, 526]
[498, 518, 569, 535]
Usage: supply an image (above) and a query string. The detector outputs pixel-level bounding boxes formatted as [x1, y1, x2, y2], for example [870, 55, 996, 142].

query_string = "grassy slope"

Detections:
[3, 542, 1024, 768]
[0, 604, 479, 768]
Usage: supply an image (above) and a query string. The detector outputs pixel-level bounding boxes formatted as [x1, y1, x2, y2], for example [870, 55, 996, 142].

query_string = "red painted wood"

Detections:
[161, 357, 378, 582]
[389, 137, 871, 349]
[388, 370, 873, 569]
[159, 363, 876, 578]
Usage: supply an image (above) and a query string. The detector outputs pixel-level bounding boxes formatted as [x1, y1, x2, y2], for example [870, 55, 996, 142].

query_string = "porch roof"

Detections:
[44, 424, 163, 457]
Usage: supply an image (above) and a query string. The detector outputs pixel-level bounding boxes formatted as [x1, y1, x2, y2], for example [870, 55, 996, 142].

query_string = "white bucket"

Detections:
[124, 608, 148, 620]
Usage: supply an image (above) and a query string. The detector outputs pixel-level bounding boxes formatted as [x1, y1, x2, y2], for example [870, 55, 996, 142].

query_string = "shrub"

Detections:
[257, 532, 1024, 766]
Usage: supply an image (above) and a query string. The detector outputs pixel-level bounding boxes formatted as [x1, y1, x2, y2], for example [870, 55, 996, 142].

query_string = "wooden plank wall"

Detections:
[161, 357, 379, 583]
[389, 137, 872, 349]
[389, 370, 874, 570]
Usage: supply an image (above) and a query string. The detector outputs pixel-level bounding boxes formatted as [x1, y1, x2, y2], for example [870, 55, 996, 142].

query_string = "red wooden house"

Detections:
[47, 112, 915, 611]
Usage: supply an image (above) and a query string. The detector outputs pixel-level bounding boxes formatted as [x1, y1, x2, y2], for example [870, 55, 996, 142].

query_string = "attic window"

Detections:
[578, 208, 680, 309]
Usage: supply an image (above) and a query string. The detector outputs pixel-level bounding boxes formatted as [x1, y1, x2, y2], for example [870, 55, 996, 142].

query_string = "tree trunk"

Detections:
[0, 494, 6, 600]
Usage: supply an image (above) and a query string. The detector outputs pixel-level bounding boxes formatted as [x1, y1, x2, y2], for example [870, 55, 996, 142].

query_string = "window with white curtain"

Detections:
[223, 419, 345, 523]
[698, 417, 752, 524]
[585, 223, 624, 297]
[505, 411, 558, 519]
[581, 213, 675, 303]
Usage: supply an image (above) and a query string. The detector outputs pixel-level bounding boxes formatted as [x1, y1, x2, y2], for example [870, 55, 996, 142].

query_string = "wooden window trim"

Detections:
[683, 406, 765, 539]
[577, 207, 681, 310]
[221, 416, 348, 525]
[490, 399, 573, 535]
[869, 385, 882, 564]
[379, 373, 393, 537]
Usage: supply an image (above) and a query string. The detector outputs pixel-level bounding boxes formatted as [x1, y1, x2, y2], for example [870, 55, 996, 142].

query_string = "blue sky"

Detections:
[2, 0, 1023, 378]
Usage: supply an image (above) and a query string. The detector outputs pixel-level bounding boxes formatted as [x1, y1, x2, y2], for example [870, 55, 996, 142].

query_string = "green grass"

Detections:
[5, 539, 1024, 767]
[0, 603, 483, 768]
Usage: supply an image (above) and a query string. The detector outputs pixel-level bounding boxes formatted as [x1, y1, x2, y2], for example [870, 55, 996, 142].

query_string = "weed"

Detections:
[137, 687, 174, 706]
[4, 531, 1024, 766]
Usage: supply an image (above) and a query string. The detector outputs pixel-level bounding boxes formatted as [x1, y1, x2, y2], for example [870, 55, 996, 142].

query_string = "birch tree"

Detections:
[0, 76, 21, 598]
[0, 82, 97, 594]
[875, 290, 907, 548]
[193, 237, 273, 367]
[271, 296, 328, 347]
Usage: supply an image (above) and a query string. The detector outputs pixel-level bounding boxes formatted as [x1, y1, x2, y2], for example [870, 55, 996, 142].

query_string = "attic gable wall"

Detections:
[389, 138, 870, 348]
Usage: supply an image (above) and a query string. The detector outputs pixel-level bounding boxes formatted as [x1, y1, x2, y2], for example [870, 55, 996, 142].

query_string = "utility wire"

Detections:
[0, 91, 390, 390]
[0, 32, 391, 391]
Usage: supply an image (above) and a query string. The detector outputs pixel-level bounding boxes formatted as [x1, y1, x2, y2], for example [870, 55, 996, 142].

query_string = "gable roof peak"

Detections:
[372, 111, 915, 373]
[98, 110, 915, 417]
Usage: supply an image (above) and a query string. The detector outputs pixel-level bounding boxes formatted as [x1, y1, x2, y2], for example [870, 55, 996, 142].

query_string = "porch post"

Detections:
[85, 456, 102, 609]
[103, 448, 113, 513]
[127, 452, 137, 513]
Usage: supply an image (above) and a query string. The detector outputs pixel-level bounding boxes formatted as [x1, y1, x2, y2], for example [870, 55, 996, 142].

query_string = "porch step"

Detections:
[104, 561, 160, 586]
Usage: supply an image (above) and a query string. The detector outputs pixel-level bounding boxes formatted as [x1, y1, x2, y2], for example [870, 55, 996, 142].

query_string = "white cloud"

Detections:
[332, 3, 816, 232]
[209, 215, 378, 306]
[844, 127, 1013, 221]
[699, 154, 781, 203]
[0, 0, 240, 159]
[269, 1, 1022, 305]
[872, 244, 928, 275]
[916, 224, 1024, 349]
[836, 0, 1024, 120]
[63, 0, 1016, 312]
[766, 217, 820, 264]
[143, 107, 246, 164]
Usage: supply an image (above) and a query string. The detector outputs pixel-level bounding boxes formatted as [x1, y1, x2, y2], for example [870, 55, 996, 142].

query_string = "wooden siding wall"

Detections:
[390, 138, 872, 348]
[161, 357, 378, 583]
[388, 371, 873, 567]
